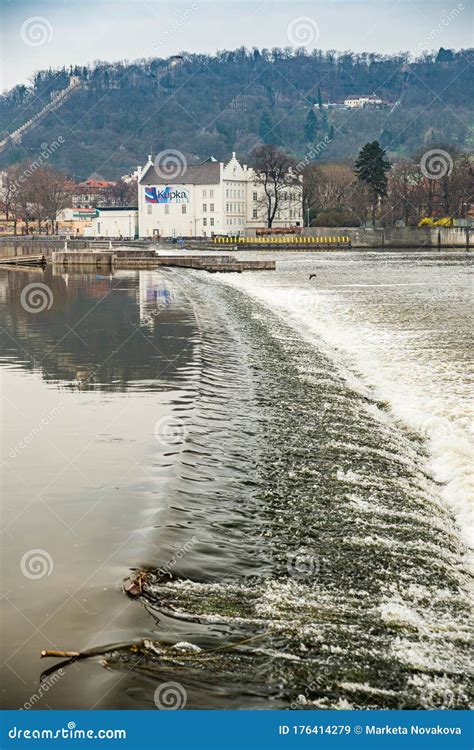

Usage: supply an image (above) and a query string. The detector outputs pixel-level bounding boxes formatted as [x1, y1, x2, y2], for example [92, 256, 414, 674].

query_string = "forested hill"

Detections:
[1, 47, 472, 180]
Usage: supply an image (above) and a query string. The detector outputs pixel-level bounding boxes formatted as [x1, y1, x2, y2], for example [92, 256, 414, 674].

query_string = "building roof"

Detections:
[78, 179, 116, 189]
[140, 161, 221, 185]
[97, 206, 138, 212]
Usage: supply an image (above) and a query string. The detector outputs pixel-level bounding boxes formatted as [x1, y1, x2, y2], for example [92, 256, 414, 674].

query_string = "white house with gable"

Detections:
[137, 153, 302, 238]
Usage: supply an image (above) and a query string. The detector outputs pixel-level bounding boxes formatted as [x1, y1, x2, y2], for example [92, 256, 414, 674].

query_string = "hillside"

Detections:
[0, 47, 472, 180]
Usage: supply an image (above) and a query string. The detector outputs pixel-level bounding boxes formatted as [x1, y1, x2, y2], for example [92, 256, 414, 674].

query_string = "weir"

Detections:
[50, 251, 275, 272]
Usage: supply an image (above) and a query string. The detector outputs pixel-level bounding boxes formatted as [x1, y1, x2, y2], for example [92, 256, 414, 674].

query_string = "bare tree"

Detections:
[251, 144, 299, 227]
[40, 167, 71, 232]
[109, 179, 138, 207]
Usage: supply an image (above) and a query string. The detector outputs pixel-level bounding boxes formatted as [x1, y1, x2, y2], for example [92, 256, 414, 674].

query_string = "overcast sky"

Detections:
[1, 0, 472, 92]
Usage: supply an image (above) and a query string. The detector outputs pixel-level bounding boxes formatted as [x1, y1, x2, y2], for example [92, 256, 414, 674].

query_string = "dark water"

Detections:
[0, 256, 472, 710]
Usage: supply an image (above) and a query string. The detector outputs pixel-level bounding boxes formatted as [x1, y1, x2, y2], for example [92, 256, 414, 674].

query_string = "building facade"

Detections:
[56, 207, 97, 236]
[86, 207, 139, 238]
[137, 153, 302, 238]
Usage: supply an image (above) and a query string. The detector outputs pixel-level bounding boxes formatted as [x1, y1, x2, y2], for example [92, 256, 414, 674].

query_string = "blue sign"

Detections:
[0, 710, 471, 750]
[145, 186, 189, 204]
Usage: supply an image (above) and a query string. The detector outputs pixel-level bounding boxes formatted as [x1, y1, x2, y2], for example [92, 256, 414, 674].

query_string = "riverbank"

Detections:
[0, 225, 471, 252]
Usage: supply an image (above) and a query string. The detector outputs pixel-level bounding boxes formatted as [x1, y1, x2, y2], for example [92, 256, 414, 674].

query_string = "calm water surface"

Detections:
[0, 250, 472, 710]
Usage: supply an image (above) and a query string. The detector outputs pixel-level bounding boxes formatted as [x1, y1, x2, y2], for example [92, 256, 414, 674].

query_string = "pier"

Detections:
[0, 254, 46, 267]
[50, 251, 275, 273]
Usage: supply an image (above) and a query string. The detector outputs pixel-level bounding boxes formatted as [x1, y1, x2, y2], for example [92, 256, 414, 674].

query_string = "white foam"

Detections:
[217, 264, 473, 555]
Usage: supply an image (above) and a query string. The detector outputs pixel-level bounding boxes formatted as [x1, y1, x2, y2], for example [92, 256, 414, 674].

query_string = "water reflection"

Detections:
[0, 267, 194, 390]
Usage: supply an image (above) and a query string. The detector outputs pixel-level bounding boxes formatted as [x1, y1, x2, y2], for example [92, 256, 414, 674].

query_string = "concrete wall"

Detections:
[303, 226, 472, 248]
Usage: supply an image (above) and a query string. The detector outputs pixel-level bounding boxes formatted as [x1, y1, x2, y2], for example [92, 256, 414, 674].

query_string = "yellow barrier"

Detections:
[212, 234, 351, 247]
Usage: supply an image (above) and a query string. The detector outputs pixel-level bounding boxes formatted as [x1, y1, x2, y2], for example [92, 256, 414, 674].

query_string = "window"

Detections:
[209, 189, 214, 198]
[147, 205, 152, 215]
[252, 209, 258, 219]
[203, 218, 207, 226]
[210, 203, 214, 212]
[182, 205, 187, 214]
[164, 205, 169, 214]
[253, 192, 257, 201]
[202, 190, 207, 198]
[210, 218, 214, 226]
[226, 189, 229, 198]
[202, 203, 207, 212]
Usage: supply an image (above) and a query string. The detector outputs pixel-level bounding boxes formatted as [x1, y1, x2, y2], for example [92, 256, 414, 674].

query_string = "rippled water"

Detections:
[0, 250, 472, 710]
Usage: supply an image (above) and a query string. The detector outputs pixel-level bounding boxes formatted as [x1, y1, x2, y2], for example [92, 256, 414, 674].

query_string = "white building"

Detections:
[86, 207, 139, 238]
[137, 153, 302, 238]
[344, 95, 384, 108]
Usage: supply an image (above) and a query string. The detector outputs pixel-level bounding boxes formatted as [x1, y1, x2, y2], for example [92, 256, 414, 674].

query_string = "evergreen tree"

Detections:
[259, 110, 274, 144]
[304, 109, 318, 143]
[354, 141, 391, 227]
[317, 87, 324, 111]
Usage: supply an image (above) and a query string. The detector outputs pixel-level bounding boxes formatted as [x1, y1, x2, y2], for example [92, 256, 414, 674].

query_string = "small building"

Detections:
[169, 55, 184, 68]
[72, 179, 117, 208]
[86, 207, 139, 238]
[56, 207, 97, 236]
[344, 94, 384, 109]
[137, 152, 302, 238]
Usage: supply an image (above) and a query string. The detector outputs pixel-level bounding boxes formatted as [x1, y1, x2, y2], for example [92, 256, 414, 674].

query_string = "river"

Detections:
[0, 249, 472, 710]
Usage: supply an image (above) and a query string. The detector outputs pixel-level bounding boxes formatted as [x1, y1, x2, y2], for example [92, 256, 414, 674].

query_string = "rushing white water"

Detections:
[218, 250, 473, 555]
